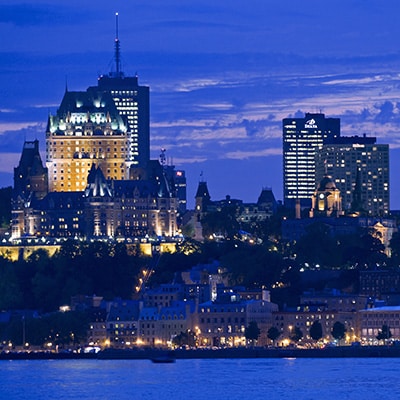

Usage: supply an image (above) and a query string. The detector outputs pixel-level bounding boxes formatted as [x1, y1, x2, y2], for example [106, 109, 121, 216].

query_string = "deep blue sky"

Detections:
[2, 0, 400, 209]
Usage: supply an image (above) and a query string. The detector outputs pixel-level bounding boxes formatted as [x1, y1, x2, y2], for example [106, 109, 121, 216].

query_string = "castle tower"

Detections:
[14, 139, 48, 201]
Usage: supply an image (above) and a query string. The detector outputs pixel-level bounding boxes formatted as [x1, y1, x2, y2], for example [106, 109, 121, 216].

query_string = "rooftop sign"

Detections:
[305, 118, 318, 129]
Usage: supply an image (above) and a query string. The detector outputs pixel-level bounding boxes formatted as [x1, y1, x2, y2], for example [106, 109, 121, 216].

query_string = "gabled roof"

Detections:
[84, 165, 112, 198]
[195, 181, 210, 200]
[113, 179, 168, 198]
[139, 307, 160, 320]
[31, 191, 84, 210]
[257, 188, 276, 206]
[15, 140, 47, 176]
[107, 300, 141, 321]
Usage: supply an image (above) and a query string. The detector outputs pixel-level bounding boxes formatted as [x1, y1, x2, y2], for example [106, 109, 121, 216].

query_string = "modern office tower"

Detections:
[91, 13, 150, 169]
[282, 113, 340, 211]
[173, 169, 187, 214]
[46, 90, 128, 192]
[315, 136, 389, 217]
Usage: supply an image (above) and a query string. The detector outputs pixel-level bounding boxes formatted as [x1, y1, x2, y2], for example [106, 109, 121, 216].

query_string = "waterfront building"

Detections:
[105, 299, 140, 348]
[197, 292, 278, 347]
[87, 308, 107, 348]
[282, 113, 340, 211]
[359, 306, 400, 343]
[138, 301, 196, 347]
[272, 306, 359, 345]
[315, 136, 389, 216]
[300, 289, 369, 313]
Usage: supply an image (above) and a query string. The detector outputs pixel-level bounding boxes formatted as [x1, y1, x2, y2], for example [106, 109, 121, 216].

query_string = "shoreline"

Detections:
[1, 346, 400, 360]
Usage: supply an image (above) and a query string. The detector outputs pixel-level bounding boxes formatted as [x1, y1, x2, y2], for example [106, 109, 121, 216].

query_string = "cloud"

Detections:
[0, 4, 83, 27]
[224, 148, 281, 160]
[0, 153, 21, 172]
[0, 123, 45, 152]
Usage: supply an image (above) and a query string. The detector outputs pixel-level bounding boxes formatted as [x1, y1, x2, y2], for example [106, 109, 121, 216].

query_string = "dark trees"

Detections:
[1, 241, 147, 312]
[331, 321, 347, 343]
[309, 320, 323, 342]
[172, 330, 196, 348]
[376, 324, 392, 342]
[245, 321, 261, 345]
[267, 326, 281, 345]
[0, 311, 90, 347]
[201, 207, 240, 239]
[294, 222, 341, 269]
[0, 186, 11, 228]
[291, 326, 303, 343]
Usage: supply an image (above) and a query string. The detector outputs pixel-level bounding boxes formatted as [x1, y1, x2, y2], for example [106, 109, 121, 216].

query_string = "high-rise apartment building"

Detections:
[282, 113, 340, 210]
[315, 136, 390, 216]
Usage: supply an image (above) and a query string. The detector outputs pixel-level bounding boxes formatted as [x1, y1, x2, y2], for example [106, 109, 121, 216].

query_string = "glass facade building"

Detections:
[315, 138, 389, 216]
[282, 113, 340, 210]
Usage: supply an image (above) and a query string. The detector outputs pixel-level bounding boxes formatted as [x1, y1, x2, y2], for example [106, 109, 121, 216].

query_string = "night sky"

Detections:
[2, 0, 400, 209]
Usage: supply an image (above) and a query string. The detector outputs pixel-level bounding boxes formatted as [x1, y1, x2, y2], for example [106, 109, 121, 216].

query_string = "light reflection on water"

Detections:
[2, 358, 400, 400]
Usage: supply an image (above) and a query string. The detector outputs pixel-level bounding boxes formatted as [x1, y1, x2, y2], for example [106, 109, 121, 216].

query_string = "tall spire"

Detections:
[114, 12, 123, 76]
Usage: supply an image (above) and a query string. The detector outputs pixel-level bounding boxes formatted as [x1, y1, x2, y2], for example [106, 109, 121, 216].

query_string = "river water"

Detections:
[1, 358, 399, 400]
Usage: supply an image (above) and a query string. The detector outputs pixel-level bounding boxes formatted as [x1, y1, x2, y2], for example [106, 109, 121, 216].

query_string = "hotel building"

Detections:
[46, 15, 150, 193]
[282, 113, 340, 211]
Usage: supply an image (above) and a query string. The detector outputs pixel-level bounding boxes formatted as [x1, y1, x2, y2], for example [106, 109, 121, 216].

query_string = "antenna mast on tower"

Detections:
[115, 12, 121, 75]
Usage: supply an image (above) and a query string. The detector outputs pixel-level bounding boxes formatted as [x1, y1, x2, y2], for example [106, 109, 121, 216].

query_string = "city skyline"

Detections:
[2, 1, 400, 208]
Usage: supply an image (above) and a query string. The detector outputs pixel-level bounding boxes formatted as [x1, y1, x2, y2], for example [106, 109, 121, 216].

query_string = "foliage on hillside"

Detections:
[0, 212, 396, 313]
[0, 186, 12, 228]
[0, 241, 148, 312]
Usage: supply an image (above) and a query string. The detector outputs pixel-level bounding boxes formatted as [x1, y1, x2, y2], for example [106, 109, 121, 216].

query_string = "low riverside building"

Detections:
[359, 306, 400, 344]
[197, 299, 247, 347]
[105, 299, 140, 348]
[272, 304, 359, 346]
[197, 291, 278, 347]
[137, 301, 196, 347]
[300, 290, 369, 313]
[87, 308, 107, 348]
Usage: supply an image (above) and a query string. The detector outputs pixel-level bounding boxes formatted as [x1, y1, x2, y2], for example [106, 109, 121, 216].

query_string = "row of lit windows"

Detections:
[111, 90, 138, 95]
